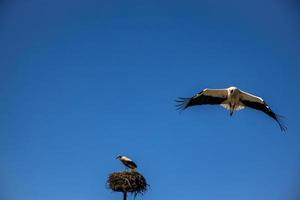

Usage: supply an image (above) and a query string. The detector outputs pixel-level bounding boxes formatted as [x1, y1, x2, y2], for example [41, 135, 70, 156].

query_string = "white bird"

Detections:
[116, 155, 138, 171]
[176, 86, 287, 131]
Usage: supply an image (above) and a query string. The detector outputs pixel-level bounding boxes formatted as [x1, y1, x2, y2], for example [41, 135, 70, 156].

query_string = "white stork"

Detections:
[116, 155, 138, 172]
[176, 86, 287, 131]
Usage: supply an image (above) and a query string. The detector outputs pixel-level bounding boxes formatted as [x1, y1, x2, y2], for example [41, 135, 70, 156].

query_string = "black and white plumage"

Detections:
[116, 155, 138, 171]
[176, 86, 287, 131]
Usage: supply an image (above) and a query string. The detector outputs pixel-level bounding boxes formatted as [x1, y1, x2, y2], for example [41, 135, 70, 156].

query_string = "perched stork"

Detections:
[176, 86, 287, 131]
[116, 155, 138, 172]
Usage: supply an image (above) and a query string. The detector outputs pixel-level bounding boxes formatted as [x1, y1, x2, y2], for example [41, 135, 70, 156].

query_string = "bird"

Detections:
[176, 86, 287, 131]
[116, 155, 138, 172]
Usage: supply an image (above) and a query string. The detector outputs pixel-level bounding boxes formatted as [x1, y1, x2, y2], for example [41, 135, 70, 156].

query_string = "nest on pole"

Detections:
[107, 171, 148, 197]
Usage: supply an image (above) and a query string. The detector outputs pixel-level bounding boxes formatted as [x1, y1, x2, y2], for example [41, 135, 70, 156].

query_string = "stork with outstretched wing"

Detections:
[176, 86, 287, 131]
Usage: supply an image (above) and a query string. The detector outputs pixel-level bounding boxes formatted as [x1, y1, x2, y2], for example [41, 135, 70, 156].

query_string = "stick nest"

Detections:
[107, 171, 148, 196]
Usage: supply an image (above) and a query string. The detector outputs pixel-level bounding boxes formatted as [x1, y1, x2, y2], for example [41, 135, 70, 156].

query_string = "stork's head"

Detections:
[116, 155, 122, 160]
[228, 86, 238, 94]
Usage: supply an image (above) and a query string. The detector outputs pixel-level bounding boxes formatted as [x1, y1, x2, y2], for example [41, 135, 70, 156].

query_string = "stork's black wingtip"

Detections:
[174, 97, 190, 113]
[280, 125, 288, 133]
[175, 105, 185, 113]
[275, 114, 287, 133]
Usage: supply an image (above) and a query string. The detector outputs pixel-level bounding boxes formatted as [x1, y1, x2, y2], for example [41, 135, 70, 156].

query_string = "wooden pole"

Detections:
[123, 192, 127, 200]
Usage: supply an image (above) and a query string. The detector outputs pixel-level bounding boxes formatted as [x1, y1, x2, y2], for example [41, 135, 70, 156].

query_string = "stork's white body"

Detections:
[221, 87, 245, 114]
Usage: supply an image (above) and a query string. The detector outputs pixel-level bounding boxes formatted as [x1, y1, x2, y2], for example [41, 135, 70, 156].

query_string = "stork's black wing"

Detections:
[176, 89, 227, 111]
[240, 99, 287, 132]
[125, 160, 137, 169]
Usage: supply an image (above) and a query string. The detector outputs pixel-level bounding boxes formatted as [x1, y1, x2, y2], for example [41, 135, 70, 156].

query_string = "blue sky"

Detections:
[1, 1, 300, 200]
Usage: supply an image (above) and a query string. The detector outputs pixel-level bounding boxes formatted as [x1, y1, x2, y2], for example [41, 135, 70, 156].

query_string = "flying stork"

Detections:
[176, 86, 287, 131]
[116, 155, 138, 172]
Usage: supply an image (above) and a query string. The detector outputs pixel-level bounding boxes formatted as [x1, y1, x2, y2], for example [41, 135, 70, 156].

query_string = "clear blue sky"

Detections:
[1, 1, 300, 200]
